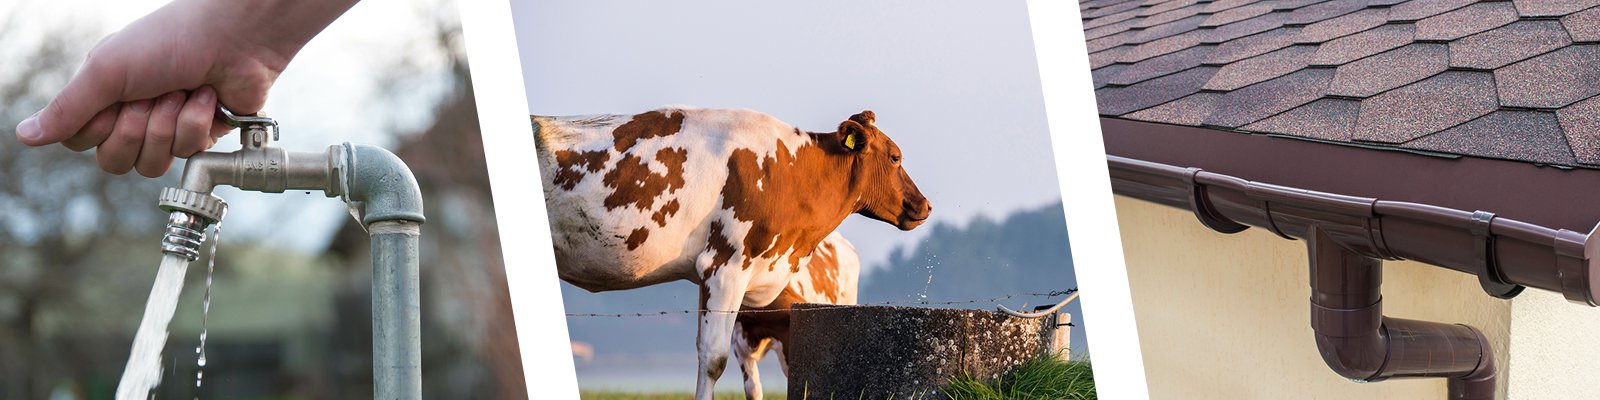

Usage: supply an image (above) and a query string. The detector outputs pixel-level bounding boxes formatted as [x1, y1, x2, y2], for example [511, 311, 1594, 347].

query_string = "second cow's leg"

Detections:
[695, 272, 749, 400]
[732, 322, 772, 400]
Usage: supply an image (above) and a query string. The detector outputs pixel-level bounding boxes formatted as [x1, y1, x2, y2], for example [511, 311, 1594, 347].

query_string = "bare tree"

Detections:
[0, 19, 180, 399]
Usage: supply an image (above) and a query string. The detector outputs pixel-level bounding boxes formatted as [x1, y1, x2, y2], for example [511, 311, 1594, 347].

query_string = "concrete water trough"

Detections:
[786, 303, 1069, 398]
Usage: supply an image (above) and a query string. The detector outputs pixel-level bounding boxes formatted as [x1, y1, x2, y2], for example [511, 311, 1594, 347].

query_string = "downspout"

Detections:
[1108, 155, 1600, 398]
[1308, 226, 1495, 399]
[158, 111, 424, 399]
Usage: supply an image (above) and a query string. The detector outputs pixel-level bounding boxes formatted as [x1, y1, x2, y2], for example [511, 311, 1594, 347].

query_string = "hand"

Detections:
[14, 0, 356, 177]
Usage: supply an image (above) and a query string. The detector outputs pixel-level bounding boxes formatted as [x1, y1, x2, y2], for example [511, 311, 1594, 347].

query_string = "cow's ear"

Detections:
[839, 120, 868, 152]
[850, 110, 876, 126]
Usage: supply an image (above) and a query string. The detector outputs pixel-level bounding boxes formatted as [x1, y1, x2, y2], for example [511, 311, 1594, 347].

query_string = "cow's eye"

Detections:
[890, 154, 901, 163]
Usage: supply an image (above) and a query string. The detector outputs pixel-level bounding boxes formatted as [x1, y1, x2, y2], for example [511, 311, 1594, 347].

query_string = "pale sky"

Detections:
[513, 0, 1066, 270]
[2, 0, 459, 251]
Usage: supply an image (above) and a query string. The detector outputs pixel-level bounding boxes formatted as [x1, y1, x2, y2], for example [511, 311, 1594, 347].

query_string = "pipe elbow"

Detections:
[339, 143, 425, 225]
[1312, 320, 1388, 382]
[1446, 324, 1497, 400]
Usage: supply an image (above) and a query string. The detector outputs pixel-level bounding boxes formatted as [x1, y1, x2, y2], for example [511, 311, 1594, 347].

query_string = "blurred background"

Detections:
[0, 0, 526, 399]
[515, 0, 1085, 394]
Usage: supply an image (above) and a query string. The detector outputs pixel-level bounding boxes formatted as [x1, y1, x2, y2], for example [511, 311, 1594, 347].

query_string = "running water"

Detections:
[195, 223, 221, 395]
[115, 253, 193, 400]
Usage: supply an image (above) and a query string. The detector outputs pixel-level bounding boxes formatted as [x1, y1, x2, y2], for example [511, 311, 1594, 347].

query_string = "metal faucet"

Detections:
[156, 109, 425, 399]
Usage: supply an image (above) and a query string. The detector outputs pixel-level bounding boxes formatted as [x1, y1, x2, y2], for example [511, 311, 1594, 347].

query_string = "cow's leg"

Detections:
[732, 322, 772, 400]
[695, 274, 748, 400]
[773, 340, 789, 377]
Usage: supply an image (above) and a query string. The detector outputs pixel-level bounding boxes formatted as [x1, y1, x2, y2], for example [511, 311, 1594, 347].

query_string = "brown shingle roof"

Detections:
[1083, 0, 1600, 168]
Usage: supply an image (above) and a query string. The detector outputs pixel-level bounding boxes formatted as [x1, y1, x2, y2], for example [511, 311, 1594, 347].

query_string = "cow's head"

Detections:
[837, 110, 931, 231]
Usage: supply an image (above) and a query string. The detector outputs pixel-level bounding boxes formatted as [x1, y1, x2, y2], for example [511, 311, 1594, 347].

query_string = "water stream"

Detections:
[115, 253, 192, 400]
[195, 223, 221, 395]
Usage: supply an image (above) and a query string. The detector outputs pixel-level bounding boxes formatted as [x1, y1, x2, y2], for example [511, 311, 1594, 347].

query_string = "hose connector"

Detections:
[157, 187, 227, 261]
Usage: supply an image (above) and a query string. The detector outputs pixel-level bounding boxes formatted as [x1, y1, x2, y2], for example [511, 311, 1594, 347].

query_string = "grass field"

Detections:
[580, 392, 786, 400]
[581, 356, 1093, 400]
[943, 356, 1095, 400]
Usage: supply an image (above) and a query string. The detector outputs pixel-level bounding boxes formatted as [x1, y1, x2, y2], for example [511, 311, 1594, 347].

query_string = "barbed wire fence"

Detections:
[563, 288, 1078, 318]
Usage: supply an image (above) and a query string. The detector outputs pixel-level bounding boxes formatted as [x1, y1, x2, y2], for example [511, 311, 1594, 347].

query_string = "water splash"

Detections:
[116, 253, 192, 400]
[195, 222, 221, 396]
[916, 253, 939, 300]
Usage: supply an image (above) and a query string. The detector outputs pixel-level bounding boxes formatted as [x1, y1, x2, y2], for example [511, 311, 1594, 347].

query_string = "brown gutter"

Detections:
[1099, 117, 1600, 233]
[1107, 155, 1600, 398]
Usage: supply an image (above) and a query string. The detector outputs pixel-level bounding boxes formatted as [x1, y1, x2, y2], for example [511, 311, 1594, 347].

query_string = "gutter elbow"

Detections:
[339, 143, 425, 225]
[1311, 315, 1388, 382]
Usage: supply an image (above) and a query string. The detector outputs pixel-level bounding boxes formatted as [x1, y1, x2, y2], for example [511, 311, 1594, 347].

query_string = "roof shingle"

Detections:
[1204, 44, 1318, 90]
[1094, 67, 1220, 115]
[1414, 2, 1519, 41]
[1556, 95, 1600, 165]
[1328, 43, 1447, 97]
[1387, 0, 1476, 21]
[1513, 0, 1600, 17]
[1353, 70, 1499, 144]
[1310, 23, 1414, 66]
[1449, 21, 1572, 69]
[1404, 110, 1576, 165]
[1082, 0, 1598, 168]
[1296, 8, 1390, 43]
[1203, 68, 1334, 127]
[1495, 45, 1600, 109]
[1242, 98, 1362, 140]
[1561, 6, 1600, 42]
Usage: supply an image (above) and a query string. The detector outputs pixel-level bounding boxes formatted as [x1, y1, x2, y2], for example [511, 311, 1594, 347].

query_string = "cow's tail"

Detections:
[530, 115, 553, 152]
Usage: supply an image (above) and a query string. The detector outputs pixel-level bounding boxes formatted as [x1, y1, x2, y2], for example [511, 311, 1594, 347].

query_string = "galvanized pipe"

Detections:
[340, 143, 426, 400]
[369, 220, 422, 399]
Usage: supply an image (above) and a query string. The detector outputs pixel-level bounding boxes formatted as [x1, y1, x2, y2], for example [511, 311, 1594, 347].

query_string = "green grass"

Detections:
[942, 356, 1095, 400]
[579, 392, 786, 400]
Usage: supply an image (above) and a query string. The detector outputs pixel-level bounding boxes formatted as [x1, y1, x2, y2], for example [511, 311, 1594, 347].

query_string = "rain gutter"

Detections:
[1105, 146, 1600, 398]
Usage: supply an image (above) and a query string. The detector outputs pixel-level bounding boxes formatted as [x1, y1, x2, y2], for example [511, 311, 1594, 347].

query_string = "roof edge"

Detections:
[1099, 117, 1600, 232]
[1107, 154, 1600, 306]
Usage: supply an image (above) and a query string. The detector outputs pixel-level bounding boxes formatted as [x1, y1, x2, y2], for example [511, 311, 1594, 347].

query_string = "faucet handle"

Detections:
[217, 107, 280, 147]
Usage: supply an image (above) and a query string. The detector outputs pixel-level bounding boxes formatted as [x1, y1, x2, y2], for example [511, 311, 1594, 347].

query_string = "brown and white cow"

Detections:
[532, 107, 930, 399]
[732, 231, 859, 400]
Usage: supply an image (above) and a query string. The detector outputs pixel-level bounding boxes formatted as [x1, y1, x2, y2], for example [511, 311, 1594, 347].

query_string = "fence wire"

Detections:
[564, 288, 1078, 317]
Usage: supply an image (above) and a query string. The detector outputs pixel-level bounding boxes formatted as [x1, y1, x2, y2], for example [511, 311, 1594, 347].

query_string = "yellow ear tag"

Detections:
[845, 133, 858, 150]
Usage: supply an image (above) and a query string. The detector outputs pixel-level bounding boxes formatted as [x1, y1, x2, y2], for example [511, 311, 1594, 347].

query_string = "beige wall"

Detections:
[1507, 290, 1600, 399]
[1113, 196, 1512, 399]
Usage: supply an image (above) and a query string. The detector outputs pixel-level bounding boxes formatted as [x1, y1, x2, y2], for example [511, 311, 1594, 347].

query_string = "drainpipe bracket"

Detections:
[1470, 211, 1524, 299]
[1185, 168, 1249, 234]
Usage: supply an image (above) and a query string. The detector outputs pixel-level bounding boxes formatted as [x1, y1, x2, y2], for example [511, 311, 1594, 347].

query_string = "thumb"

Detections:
[211, 72, 275, 116]
[16, 60, 123, 146]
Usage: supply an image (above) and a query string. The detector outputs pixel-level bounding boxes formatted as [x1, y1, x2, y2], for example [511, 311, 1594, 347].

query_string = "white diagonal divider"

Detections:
[1026, 1, 1152, 398]
[457, 0, 581, 395]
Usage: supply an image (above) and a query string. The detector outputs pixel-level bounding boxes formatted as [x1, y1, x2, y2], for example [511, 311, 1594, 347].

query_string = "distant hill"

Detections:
[860, 200, 1084, 354]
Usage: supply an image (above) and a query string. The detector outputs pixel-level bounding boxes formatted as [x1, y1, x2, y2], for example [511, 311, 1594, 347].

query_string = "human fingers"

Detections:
[17, 54, 125, 146]
[61, 105, 122, 152]
[173, 86, 218, 157]
[135, 92, 186, 178]
[96, 99, 154, 175]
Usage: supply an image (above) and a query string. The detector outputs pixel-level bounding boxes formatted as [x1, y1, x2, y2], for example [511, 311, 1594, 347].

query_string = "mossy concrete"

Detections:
[786, 303, 1054, 399]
